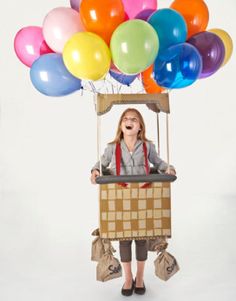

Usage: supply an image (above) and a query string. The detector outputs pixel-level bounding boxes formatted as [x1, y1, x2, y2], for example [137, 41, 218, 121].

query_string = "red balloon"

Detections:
[80, 0, 125, 45]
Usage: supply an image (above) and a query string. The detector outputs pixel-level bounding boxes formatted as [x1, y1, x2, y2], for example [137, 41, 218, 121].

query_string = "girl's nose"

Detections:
[126, 121, 132, 125]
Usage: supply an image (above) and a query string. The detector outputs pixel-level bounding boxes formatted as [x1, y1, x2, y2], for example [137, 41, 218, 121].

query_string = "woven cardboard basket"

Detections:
[99, 182, 171, 240]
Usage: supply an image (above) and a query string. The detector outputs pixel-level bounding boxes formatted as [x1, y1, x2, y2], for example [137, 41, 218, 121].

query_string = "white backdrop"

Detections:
[0, 1, 236, 301]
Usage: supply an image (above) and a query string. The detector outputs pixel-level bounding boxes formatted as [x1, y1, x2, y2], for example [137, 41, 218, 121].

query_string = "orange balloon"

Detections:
[170, 0, 209, 39]
[141, 65, 164, 94]
[80, 0, 125, 45]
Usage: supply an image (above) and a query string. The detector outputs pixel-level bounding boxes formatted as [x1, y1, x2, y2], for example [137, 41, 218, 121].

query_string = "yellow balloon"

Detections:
[63, 32, 111, 81]
[209, 28, 233, 67]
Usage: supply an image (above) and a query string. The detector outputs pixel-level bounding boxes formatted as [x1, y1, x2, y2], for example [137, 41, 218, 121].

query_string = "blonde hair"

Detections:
[109, 108, 150, 144]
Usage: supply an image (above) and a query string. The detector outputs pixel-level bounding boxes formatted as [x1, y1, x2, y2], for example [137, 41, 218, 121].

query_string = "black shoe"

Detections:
[121, 280, 134, 296]
[134, 278, 146, 295]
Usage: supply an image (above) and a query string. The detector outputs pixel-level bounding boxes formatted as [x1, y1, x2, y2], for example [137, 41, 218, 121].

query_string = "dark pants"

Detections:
[119, 240, 148, 262]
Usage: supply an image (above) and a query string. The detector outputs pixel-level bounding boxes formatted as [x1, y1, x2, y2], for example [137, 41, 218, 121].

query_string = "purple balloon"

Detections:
[70, 0, 81, 11]
[109, 70, 137, 86]
[188, 32, 225, 79]
[135, 9, 156, 21]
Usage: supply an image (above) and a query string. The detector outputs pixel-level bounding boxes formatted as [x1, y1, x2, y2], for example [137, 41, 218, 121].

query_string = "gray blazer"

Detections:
[92, 139, 174, 175]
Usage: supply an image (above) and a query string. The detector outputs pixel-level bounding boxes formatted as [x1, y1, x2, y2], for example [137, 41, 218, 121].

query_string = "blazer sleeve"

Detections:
[91, 144, 114, 172]
[148, 142, 175, 172]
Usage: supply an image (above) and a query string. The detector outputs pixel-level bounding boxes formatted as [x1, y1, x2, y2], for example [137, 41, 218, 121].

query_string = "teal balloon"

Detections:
[110, 19, 159, 75]
[148, 8, 187, 53]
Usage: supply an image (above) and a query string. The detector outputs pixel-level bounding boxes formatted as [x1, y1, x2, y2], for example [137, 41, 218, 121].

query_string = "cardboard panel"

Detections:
[99, 182, 172, 240]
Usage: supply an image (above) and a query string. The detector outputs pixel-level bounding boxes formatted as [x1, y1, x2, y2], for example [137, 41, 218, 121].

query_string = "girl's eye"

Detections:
[122, 117, 138, 123]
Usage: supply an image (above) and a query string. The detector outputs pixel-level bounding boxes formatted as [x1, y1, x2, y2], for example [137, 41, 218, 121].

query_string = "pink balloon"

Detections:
[14, 26, 53, 67]
[110, 62, 122, 73]
[122, 0, 157, 20]
[43, 7, 84, 53]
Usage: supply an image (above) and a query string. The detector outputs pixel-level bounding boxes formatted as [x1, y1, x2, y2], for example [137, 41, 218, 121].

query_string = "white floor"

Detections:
[1, 188, 236, 301]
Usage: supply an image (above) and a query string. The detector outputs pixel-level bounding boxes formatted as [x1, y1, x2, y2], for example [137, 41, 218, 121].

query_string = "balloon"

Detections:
[14, 26, 53, 67]
[141, 64, 164, 93]
[109, 70, 137, 86]
[170, 0, 209, 39]
[208, 28, 233, 67]
[110, 19, 159, 75]
[148, 9, 187, 53]
[188, 32, 225, 79]
[80, 0, 125, 44]
[30, 53, 82, 96]
[63, 32, 111, 81]
[135, 9, 157, 21]
[154, 43, 202, 89]
[110, 62, 122, 73]
[70, 0, 81, 11]
[43, 7, 84, 53]
[122, 0, 157, 21]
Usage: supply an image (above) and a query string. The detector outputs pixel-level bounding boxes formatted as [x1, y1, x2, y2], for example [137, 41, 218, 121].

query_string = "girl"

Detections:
[91, 108, 176, 296]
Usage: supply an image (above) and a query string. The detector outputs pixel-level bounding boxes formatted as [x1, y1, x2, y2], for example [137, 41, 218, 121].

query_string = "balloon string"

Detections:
[166, 113, 170, 170]
[157, 113, 160, 156]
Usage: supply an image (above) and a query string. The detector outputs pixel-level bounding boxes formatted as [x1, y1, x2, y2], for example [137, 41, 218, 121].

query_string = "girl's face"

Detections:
[120, 111, 141, 138]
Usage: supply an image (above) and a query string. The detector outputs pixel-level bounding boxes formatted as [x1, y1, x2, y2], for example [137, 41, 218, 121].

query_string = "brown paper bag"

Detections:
[154, 251, 180, 281]
[91, 228, 100, 236]
[91, 233, 116, 262]
[91, 237, 105, 262]
[148, 236, 168, 253]
[103, 239, 116, 253]
[96, 252, 122, 282]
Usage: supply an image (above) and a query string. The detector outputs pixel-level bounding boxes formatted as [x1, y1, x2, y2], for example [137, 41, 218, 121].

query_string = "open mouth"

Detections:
[125, 125, 133, 130]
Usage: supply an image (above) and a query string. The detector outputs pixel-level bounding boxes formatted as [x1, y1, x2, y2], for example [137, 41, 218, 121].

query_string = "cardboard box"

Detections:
[99, 182, 171, 240]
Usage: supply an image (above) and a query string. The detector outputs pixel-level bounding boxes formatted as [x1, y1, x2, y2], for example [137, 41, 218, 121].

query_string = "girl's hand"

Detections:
[165, 168, 176, 176]
[90, 169, 100, 184]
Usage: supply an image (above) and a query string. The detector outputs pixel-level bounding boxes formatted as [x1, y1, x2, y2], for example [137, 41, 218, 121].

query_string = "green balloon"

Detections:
[110, 19, 159, 75]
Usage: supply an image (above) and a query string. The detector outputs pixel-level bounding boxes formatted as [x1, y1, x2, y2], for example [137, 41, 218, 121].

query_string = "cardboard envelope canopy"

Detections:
[95, 93, 170, 115]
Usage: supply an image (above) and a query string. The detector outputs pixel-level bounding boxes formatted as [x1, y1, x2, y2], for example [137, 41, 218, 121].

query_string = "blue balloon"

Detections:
[148, 8, 187, 53]
[109, 70, 137, 86]
[154, 43, 202, 89]
[30, 53, 82, 96]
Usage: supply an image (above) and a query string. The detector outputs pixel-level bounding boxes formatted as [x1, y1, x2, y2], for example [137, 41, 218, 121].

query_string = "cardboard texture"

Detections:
[99, 182, 171, 240]
[95, 93, 170, 115]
